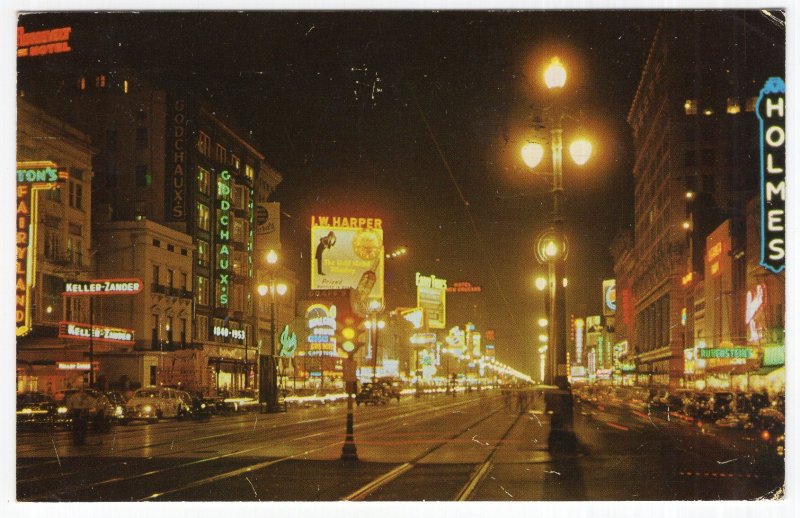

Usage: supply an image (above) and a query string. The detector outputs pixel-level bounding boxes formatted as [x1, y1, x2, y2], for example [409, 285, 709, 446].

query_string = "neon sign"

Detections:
[698, 348, 753, 360]
[574, 318, 584, 363]
[17, 161, 68, 337]
[168, 98, 187, 220]
[757, 77, 786, 273]
[217, 170, 232, 305]
[279, 325, 298, 357]
[213, 326, 245, 341]
[745, 284, 765, 343]
[17, 26, 72, 58]
[58, 321, 134, 344]
[306, 304, 337, 350]
[63, 278, 143, 296]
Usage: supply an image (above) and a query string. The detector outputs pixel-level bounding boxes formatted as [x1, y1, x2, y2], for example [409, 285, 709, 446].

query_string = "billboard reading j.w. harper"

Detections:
[310, 216, 384, 307]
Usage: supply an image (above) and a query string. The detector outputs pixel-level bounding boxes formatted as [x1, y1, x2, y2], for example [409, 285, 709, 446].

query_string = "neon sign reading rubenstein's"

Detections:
[757, 77, 786, 273]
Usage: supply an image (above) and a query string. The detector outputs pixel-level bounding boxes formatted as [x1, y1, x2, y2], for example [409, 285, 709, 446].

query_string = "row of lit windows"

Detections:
[196, 132, 256, 183]
[78, 75, 129, 94]
[684, 97, 757, 116]
[196, 202, 249, 241]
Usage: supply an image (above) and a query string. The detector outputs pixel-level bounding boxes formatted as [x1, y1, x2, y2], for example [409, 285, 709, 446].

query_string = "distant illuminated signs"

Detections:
[585, 315, 603, 334]
[484, 344, 495, 357]
[17, 26, 72, 58]
[745, 284, 766, 343]
[681, 272, 694, 286]
[445, 326, 466, 357]
[602, 279, 616, 316]
[279, 325, 298, 357]
[63, 279, 143, 296]
[757, 77, 786, 273]
[472, 333, 482, 358]
[167, 98, 187, 221]
[698, 348, 754, 360]
[447, 281, 481, 293]
[401, 307, 424, 329]
[574, 318, 584, 363]
[570, 366, 586, 378]
[16, 161, 68, 337]
[305, 304, 338, 356]
[706, 222, 731, 279]
[410, 333, 437, 345]
[763, 345, 785, 367]
[213, 326, 246, 341]
[310, 215, 384, 308]
[416, 273, 447, 329]
[58, 322, 134, 344]
[596, 369, 612, 380]
[217, 170, 232, 305]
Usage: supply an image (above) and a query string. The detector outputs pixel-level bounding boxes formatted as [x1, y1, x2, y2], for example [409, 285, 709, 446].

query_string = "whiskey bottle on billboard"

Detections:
[356, 257, 380, 302]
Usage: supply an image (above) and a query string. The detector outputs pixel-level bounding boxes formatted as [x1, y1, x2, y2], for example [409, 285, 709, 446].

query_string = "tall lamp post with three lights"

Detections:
[258, 249, 287, 413]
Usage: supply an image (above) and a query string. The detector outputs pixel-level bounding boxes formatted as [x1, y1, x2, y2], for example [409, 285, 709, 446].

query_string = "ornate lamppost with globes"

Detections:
[257, 249, 287, 413]
[521, 56, 594, 452]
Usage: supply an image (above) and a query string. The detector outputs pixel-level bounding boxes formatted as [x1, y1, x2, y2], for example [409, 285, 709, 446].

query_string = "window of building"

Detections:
[152, 239, 161, 247]
[181, 272, 188, 290]
[245, 164, 254, 182]
[136, 165, 151, 187]
[68, 182, 83, 209]
[215, 143, 227, 163]
[96, 74, 106, 88]
[196, 239, 210, 267]
[195, 276, 209, 306]
[66, 237, 82, 266]
[233, 185, 247, 210]
[136, 127, 149, 149]
[79, 77, 86, 91]
[196, 314, 208, 342]
[233, 284, 244, 312]
[231, 154, 240, 171]
[684, 150, 696, 167]
[726, 97, 741, 114]
[167, 269, 174, 289]
[181, 248, 188, 256]
[684, 99, 698, 115]
[703, 107, 714, 116]
[70, 168, 84, 181]
[69, 223, 82, 236]
[196, 203, 210, 231]
[232, 218, 245, 242]
[197, 132, 211, 157]
[123, 80, 129, 94]
[167, 243, 174, 252]
[45, 187, 62, 203]
[197, 167, 211, 195]
[153, 265, 160, 286]
[106, 129, 117, 151]
[745, 97, 757, 112]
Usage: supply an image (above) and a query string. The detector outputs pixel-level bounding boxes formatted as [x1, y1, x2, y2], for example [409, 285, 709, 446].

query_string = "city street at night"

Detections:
[10, 6, 791, 511]
[16, 390, 783, 501]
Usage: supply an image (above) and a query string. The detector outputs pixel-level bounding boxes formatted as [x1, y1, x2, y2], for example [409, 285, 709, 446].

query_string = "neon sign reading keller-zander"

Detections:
[63, 278, 143, 296]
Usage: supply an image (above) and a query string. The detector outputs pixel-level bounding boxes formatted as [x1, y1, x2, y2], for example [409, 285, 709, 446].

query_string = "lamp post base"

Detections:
[341, 396, 358, 461]
[544, 389, 578, 455]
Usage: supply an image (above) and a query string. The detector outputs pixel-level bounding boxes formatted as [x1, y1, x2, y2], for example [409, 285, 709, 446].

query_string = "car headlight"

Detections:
[57, 406, 68, 415]
[200, 403, 206, 409]
[19, 408, 33, 414]
[143, 405, 153, 413]
[114, 405, 124, 416]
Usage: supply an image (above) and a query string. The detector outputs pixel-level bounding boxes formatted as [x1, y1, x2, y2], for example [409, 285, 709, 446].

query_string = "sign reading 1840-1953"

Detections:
[757, 77, 785, 273]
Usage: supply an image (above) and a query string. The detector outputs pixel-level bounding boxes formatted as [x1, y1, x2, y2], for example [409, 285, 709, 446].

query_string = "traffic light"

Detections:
[337, 314, 363, 355]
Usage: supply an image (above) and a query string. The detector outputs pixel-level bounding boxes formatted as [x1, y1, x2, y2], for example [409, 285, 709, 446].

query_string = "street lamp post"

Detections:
[522, 56, 593, 453]
[259, 249, 287, 414]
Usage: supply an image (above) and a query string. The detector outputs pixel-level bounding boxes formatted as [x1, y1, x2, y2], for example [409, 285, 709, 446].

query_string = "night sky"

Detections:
[19, 10, 670, 374]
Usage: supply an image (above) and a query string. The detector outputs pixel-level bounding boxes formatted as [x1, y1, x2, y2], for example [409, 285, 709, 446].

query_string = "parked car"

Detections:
[220, 389, 259, 412]
[683, 392, 712, 419]
[355, 383, 388, 406]
[188, 393, 217, 419]
[17, 392, 57, 428]
[124, 387, 184, 422]
[708, 392, 734, 420]
[53, 388, 115, 429]
[105, 391, 129, 423]
[376, 378, 402, 402]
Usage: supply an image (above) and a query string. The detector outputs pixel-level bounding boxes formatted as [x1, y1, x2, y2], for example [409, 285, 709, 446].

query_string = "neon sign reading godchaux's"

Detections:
[217, 170, 232, 305]
[757, 77, 785, 273]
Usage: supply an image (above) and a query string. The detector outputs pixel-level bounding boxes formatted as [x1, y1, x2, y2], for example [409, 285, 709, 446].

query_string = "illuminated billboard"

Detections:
[602, 279, 616, 316]
[63, 278, 143, 296]
[17, 26, 72, 58]
[415, 273, 447, 329]
[58, 322, 135, 344]
[310, 216, 384, 308]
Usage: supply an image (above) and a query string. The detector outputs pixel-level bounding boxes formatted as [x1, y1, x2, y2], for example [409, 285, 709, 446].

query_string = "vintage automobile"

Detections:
[53, 388, 115, 429]
[17, 392, 57, 428]
[124, 387, 185, 422]
[355, 383, 389, 406]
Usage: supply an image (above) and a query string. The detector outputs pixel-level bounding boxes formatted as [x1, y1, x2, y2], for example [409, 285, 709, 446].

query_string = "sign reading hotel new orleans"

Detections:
[217, 170, 233, 305]
[167, 97, 187, 221]
[16, 161, 69, 337]
[416, 273, 447, 329]
[310, 216, 384, 307]
[756, 77, 785, 273]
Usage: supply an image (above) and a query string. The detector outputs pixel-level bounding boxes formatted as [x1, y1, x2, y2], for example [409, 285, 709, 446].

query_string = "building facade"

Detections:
[626, 12, 783, 387]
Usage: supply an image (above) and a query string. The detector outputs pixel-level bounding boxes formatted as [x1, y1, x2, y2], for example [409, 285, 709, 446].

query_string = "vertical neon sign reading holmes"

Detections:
[756, 77, 785, 273]
[218, 170, 232, 305]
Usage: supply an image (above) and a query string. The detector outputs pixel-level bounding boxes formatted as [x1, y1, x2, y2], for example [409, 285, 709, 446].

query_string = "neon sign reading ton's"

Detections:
[757, 77, 785, 273]
[217, 170, 232, 305]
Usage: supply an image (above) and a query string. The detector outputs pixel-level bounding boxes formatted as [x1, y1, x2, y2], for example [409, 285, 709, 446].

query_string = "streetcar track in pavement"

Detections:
[19, 395, 492, 501]
[140, 395, 497, 502]
[342, 398, 512, 501]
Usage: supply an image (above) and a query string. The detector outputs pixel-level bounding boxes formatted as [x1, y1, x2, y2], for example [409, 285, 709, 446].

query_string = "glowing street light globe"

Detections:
[545, 240, 559, 258]
[266, 249, 278, 265]
[257, 284, 269, 297]
[521, 142, 545, 169]
[535, 277, 547, 291]
[276, 283, 288, 296]
[569, 139, 593, 165]
[539, 334, 549, 343]
[538, 318, 548, 328]
[544, 57, 567, 89]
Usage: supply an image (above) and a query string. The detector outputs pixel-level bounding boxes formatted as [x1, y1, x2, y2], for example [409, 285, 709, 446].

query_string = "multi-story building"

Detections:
[16, 98, 97, 393]
[21, 71, 288, 394]
[626, 12, 783, 387]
